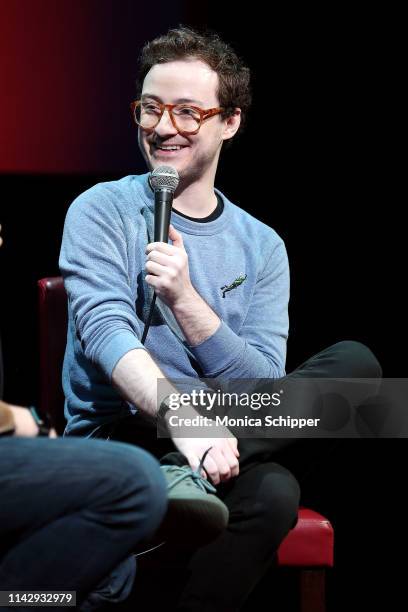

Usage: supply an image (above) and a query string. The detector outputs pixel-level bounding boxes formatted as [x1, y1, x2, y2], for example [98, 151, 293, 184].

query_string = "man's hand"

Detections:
[173, 435, 240, 485]
[165, 404, 240, 485]
[145, 224, 221, 346]
[145, 224, 194, 308]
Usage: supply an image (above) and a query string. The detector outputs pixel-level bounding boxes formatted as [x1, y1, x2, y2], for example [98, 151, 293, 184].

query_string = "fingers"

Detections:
[222, 440, 240, 478]
[202, 453, 222, 484]
[145, 260, 180, 292]
[227, 436, 240, 458]
[146, 243, 174, 256]
[174, 436, 240, 486]
[146, 250, 173, 266]
[145, 249, 185, 281]
[145, 259, 169, 276]
[224, 447, 240, 478]
[204, 443, 240, 485]
[146, 241, 179, 256]
[184, 452, 207, 479]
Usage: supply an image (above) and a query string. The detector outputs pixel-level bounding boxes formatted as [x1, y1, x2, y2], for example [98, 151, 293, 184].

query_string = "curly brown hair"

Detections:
[136, 26, 252, 143]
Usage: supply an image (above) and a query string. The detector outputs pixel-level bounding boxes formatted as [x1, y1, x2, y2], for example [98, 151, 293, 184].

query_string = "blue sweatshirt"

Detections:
[59, 173, 289, 436]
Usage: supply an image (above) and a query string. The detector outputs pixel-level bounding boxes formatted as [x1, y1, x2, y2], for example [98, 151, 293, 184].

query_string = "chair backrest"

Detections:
[37, 276, 67, 434]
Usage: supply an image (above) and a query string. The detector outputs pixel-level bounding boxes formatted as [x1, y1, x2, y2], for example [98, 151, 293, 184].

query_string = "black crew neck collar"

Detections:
[172, 193, 224, 223]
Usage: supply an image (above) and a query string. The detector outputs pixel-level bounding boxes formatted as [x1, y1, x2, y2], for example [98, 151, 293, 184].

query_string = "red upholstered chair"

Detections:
[38, 277, 67, 435]
[37, 276, 334, 612]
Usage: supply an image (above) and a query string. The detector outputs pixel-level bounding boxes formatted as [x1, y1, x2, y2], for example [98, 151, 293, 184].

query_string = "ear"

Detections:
[222, 108, 241, 142]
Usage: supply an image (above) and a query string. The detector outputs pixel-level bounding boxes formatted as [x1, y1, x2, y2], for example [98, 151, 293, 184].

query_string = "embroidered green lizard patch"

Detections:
[220, 274, 247, 298]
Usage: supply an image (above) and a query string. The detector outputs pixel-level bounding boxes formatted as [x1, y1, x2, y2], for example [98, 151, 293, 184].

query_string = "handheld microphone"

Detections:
[142, 165, 179, 345]
[150, 165, 180, 242]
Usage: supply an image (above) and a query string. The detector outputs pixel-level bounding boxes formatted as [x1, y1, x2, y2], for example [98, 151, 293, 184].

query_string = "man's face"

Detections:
[137, 59, 232, 185]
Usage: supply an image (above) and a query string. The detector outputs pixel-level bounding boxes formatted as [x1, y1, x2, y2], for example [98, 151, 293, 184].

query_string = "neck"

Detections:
[148, 144, 223, 218]
[172, 178, 217, 218]
[171, 144, 221, 218]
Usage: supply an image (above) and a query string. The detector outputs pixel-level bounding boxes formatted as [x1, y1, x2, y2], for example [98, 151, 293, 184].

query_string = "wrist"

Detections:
[171, 284, 198, 315]
[158, 396, 200, 437]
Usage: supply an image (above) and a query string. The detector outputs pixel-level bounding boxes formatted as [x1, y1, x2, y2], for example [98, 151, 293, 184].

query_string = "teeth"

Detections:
[158, 146, 182, 150]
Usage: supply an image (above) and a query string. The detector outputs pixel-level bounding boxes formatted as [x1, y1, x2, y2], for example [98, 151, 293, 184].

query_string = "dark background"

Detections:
[0, 2, 405, 610]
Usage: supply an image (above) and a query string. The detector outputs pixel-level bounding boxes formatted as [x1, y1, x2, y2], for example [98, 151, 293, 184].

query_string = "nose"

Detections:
[154, 109, 178, 137]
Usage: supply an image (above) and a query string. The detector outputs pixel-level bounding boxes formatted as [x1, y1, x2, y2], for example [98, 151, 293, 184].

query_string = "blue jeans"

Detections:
[0, 437, 167, 609]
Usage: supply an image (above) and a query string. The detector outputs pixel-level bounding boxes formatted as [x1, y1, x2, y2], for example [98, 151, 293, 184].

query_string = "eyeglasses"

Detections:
[130, 99, 224, 136]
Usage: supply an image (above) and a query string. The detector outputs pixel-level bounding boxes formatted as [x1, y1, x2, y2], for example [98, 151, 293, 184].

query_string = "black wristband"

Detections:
[158, 395, 171, 416]
[28, 406, 51, 437]
[157, 395, 174, 436]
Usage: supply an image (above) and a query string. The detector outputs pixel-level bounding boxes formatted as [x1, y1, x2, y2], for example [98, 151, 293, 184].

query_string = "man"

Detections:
[60, 27, 381, 610]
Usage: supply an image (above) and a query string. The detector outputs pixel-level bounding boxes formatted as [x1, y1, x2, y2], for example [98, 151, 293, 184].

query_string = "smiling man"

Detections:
[60, 26, 381, 610]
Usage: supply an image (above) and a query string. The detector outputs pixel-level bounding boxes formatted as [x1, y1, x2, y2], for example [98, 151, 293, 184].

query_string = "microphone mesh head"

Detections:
[150, 166, 179, 192]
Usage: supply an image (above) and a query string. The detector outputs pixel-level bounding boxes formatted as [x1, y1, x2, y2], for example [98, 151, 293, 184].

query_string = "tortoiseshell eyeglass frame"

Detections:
[130, 100, 225, 136]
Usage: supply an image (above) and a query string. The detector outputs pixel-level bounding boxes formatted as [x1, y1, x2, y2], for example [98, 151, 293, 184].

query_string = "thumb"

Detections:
[168, 224, 184, 248]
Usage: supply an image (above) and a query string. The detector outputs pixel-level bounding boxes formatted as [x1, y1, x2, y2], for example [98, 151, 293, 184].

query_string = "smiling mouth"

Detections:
[154, 145, 188, 153]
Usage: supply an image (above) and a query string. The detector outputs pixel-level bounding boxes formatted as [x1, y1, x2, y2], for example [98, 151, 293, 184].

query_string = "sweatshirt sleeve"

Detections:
[59, 187, 146, 380]
[188, 240, 289, 380]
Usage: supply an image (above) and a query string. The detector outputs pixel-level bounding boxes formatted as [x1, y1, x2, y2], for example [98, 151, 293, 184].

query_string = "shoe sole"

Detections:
[149, 496, 229, 550]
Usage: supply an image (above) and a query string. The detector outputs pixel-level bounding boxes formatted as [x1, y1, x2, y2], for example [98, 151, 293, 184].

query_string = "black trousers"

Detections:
[112, 340, 382, 611]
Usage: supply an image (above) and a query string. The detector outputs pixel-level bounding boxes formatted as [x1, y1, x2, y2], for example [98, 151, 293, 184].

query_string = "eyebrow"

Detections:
[141, 94, 205, 106]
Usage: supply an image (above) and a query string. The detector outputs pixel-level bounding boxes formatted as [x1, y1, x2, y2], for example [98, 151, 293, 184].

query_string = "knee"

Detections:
[333, 341, 382, 379]
[95, 443, 168, 537]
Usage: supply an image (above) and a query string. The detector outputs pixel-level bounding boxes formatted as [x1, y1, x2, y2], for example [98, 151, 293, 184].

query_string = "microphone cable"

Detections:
[141, 292, 156, 344]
